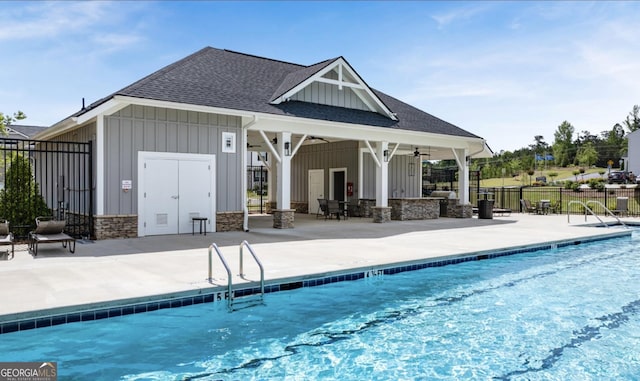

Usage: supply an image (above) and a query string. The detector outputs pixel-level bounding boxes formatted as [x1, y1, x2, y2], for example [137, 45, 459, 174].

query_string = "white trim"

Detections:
[115, 95, 253, 118]
[221, 131, 236, 153]
[90, 95, 486, 158]
[241, 126, 248, 232]
[271, 58, 398, 121]
[96, 115, 104, 215]
[76, 99, 128, 124]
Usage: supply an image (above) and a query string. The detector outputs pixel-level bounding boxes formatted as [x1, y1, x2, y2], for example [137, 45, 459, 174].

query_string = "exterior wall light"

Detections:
[383, 149, 389, 162]
[284, 141, 291, 156]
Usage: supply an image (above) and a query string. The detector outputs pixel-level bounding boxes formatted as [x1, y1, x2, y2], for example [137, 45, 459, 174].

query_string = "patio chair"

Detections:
[0, 219, 14, 259]
[550, 200, 562, 214]
[520, 199, 538, 214]
[316, 199, 329, 219]
[612, 197, 628, 217]
[28, 217, 76, 256]
[327, 200, 342, 220]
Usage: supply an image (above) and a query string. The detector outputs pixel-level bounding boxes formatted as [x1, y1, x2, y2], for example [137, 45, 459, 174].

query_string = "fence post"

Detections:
[519, 186, 524, 212]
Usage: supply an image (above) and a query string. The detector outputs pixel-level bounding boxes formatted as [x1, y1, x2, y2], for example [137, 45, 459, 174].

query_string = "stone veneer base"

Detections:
[94, 215, 137, 240]
[372, 206, 392, 223]
[273, 209, 295, 229]
[216, 211, 244, 232]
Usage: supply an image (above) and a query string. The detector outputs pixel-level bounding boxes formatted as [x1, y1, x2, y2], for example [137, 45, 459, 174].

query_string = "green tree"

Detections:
[575, 141, 598, 168]
[0, 154, 50, 230]
[623, 105, 640, 133]
[0, 111, 26, 136]
[552, 121, 575, 167]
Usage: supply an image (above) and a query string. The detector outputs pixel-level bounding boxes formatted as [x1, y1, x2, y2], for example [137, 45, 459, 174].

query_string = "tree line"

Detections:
[462, 105, 640, 180]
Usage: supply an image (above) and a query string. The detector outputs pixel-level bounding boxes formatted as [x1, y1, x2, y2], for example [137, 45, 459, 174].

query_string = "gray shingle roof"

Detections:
[4, 124, 48, 139]
[79, 47, 480, 139]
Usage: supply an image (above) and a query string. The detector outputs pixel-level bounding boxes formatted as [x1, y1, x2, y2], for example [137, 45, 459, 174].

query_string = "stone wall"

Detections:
[448, 203, 473, 218]
[94, 215, 137, 240]
[360, 199, 376, 218]
[291, 201, 308, 214]
[388, 198, 440, 220]
[216, 211, 244, 232]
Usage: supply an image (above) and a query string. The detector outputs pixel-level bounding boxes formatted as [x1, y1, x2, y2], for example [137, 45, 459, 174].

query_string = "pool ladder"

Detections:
[567, 200, 627, 228]
[208, 240, 265, 311]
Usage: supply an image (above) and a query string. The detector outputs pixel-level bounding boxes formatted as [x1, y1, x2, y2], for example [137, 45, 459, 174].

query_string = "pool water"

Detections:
[2, 233, 640, 380]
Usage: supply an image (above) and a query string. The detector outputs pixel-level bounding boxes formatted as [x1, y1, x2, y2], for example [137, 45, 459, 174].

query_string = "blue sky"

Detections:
[1, 1, 639, 152]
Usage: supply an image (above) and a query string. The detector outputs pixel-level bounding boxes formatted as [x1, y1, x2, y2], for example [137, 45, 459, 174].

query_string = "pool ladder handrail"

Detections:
[208, 243, 233, 310]
[586, 200, 627, 228]
[567, 200, 627, 228]
[207, 241, 265, 311]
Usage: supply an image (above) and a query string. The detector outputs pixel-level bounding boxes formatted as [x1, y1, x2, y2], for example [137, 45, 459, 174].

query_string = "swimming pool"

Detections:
[1, 233, 639, 380]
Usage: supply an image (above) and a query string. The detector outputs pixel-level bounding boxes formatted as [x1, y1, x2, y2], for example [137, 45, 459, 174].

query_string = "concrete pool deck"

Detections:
[0, 213, 635, 324]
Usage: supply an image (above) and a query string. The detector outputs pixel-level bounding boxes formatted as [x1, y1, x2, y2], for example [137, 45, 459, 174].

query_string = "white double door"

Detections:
[139, 152, 215, 236]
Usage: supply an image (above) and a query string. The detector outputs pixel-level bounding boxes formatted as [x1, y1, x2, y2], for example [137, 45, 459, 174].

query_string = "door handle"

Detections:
[171, 195, 179, 199]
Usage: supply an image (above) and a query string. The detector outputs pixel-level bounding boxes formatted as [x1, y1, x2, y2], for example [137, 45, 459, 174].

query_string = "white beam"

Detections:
[388, 143, 400, 161]
[376, 141, 389, 207]
[258, 130, 281, 163]
[290, 134, 307, 157]
[364, 140, 382, 168]
[276, 132, 292, 209]
[257, 152, 271, 171]
[315, 77, 365, 89]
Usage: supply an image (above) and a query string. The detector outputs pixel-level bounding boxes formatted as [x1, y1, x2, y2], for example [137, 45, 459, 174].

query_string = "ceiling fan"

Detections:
[306, 136, 329, 143]
[413, 147, 431, 157]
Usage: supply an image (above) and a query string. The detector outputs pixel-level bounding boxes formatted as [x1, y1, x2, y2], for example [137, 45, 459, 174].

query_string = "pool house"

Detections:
[34, 47, 492, 239]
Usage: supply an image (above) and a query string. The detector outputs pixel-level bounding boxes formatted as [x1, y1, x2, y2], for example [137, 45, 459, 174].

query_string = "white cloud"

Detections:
[430, 3, 492, 29]
[0, 2, 110, 41]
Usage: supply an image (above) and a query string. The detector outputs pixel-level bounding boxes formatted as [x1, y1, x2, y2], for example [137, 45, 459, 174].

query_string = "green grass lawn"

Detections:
[480, 166, 608, 187]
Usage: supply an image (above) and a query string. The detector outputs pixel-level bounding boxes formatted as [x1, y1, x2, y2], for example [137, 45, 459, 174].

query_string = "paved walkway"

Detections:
[0, 213, 633, 323]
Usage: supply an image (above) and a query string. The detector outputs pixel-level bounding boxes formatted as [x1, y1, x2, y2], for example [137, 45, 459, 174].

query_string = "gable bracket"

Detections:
[364, 140, 382, 168]
[259, 130, 281, 163]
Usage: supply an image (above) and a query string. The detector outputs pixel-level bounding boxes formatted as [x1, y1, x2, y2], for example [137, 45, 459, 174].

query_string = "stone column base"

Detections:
[273, 209, 295, 229]
[372, 206, 392, 223]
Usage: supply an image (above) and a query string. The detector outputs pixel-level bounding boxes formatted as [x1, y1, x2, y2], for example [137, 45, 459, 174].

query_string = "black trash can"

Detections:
[478, 199, 494, 219]
[439, 199, 448, 217]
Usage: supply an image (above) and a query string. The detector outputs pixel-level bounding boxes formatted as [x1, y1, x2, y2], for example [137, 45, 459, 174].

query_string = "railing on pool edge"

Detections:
[208, 241, 265, 311]
[567, 200, 627, 228]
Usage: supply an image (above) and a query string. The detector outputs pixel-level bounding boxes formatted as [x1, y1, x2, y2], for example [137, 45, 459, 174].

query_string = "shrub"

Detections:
[587, 178, 605, 191]
[570, 181, 582, 192]
[0, 154, 50, 230]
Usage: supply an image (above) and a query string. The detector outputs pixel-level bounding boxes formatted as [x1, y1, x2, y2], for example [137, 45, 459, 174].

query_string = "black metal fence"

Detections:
[471, 186, 640, 216]
[0, 138, 93, 239]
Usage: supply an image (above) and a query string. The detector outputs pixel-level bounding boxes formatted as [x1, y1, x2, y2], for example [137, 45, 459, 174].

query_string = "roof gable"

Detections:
[65, 46, 483, 142]
[270, 57, 397, 120]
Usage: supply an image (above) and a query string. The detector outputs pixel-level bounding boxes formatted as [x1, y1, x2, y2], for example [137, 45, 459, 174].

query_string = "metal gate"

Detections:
[0, 138, 93, 239]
